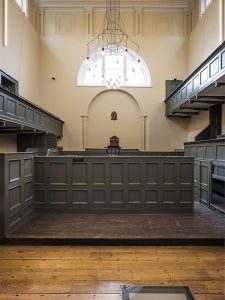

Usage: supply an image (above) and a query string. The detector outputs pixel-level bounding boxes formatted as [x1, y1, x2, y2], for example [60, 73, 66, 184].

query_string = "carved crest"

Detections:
[111, 111, 117, 120]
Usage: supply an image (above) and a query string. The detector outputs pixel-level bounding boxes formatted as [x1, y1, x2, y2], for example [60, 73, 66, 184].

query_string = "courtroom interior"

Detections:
[0, 0, 224, 299]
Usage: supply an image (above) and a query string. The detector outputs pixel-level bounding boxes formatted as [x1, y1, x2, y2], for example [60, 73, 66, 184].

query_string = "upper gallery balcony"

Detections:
[0, 72, 64, 137]
[165, 42, 225, 118]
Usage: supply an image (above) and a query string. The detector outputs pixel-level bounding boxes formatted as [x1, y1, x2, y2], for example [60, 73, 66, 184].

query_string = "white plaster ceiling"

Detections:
[34, 0, 192, 10]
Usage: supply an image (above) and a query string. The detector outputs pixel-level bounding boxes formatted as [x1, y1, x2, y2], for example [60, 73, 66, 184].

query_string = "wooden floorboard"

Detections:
[0, 296, 224, 300]
[0, 246, 224, 299]
[7, 203, 225, 244]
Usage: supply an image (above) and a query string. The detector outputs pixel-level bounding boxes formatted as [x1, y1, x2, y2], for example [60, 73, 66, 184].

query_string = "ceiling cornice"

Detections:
[34, 0, 191, 10]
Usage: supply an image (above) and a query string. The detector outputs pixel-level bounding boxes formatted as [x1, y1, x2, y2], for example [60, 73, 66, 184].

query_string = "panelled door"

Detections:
[199, 160, 212, 207]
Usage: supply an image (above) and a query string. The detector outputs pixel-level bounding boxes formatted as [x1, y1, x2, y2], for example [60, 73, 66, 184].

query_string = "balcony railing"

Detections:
[0, 86, 64, 137]
[165, 42, 225, 117]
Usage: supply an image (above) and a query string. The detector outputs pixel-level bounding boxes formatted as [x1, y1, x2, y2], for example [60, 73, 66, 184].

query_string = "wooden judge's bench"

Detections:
[105, 136, 121, 155]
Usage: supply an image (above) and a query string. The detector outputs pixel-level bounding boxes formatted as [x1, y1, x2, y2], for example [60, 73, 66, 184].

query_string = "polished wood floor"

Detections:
[0, 246, 224, 299]
[8, 203, 225, 244]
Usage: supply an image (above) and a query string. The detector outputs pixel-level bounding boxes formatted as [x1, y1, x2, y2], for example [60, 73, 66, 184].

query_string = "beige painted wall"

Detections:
[224, 0, 225, 42]
[188, 104, 225, 141]
[0, 134, 17, 152]
[187, 0, 225, 141]
[187, 111, 209, 141]
[0, 2, 223, 151]
[0, 0, 40, 104]
[40, 8, 189, 151]
[189, 0, 221, 73]
[188, 0, 222, 73]
[87, 90, 141, 149]
[190, 0, 200, 30]
[0, 0, 41, 152]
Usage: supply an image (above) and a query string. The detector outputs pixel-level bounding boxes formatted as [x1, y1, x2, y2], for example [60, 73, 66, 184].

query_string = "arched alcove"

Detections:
[85, 90, 142, 149]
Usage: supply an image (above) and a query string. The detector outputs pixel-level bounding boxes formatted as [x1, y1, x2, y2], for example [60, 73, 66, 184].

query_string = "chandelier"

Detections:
[86, 0, 140, 88]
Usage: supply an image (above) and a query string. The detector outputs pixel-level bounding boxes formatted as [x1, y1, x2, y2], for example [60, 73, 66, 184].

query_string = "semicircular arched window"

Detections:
[77, 46, 151, 88]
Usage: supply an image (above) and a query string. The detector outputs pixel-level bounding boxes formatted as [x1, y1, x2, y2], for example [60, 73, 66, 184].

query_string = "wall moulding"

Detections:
[43, 9, 185, 38]
[3, 0, 8, 46]
[55, 14, 75, 34]
[34, 0, 191, 10]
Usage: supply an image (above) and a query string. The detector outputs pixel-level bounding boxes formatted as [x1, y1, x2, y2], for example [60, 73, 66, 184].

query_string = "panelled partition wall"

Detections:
[34, 155, 193, 213]
[0, 153, 34, 238]
[0, 152, 194, 238]
[184, 138, 225, 213]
